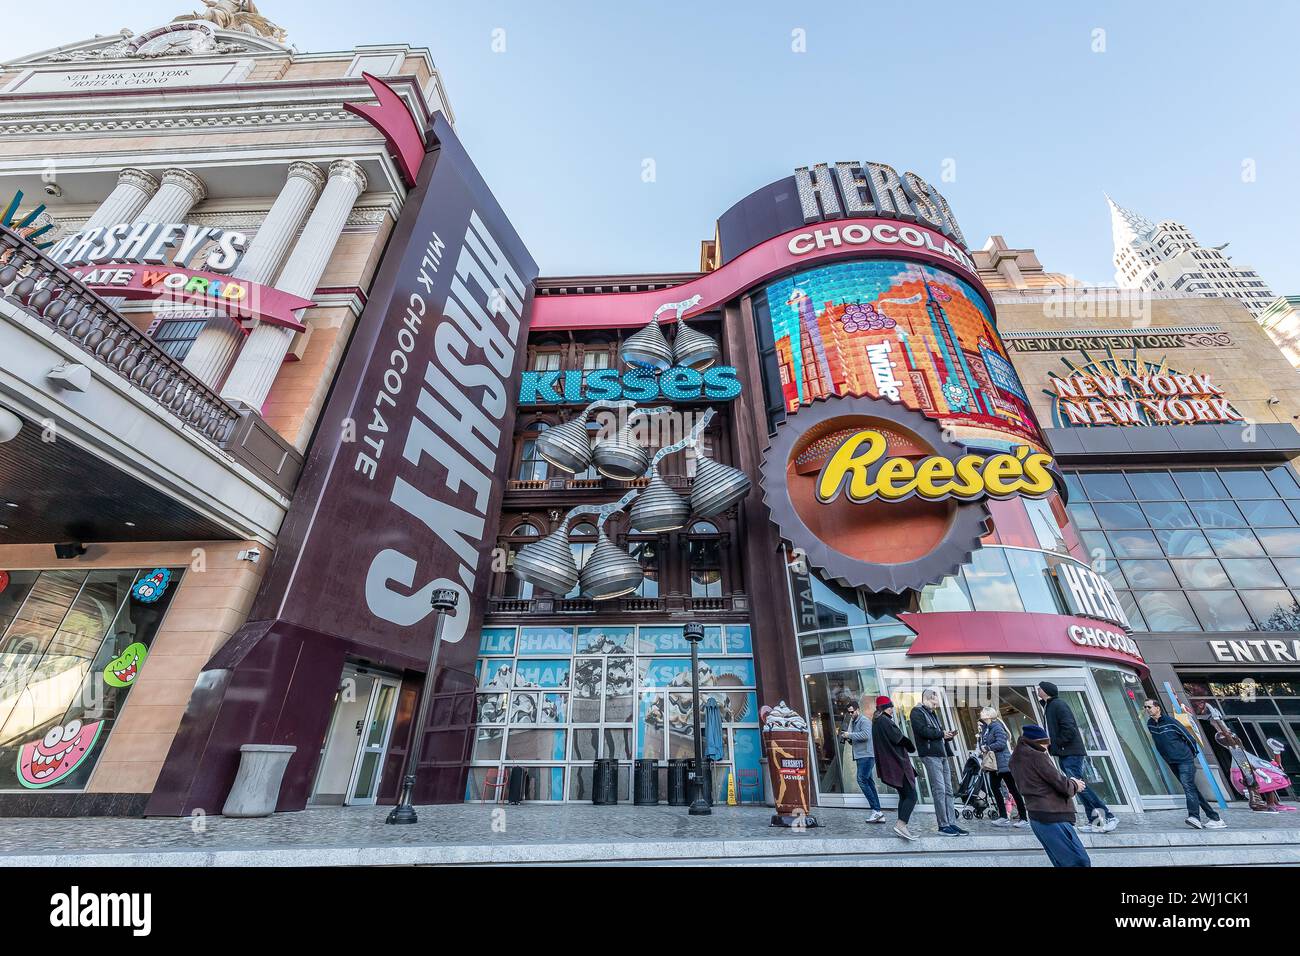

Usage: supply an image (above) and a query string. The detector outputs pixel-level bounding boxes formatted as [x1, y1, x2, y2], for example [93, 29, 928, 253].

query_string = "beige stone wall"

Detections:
[0, 540, 269, 794]
[996, 294, 1300, 431]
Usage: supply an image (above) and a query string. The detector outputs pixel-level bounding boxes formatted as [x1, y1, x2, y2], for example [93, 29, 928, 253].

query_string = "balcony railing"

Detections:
[0, 226, 240, 443]
[487, 593, 745, 616]
[505, 473, 694, 493]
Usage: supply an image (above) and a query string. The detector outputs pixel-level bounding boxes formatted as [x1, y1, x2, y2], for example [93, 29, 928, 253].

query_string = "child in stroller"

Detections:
[955, 754, 1000, 820]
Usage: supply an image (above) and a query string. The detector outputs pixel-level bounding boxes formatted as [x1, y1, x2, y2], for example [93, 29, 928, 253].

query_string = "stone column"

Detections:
[135, 167, 207, 224]
[220, 160, 366, 410]
[183, 162, 326, 388]
[82, 168, 160, 231]
[104, 168, 207, 309]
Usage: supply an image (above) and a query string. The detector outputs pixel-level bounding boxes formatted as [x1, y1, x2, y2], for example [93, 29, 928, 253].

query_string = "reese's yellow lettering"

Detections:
[814, 429, 1056, 504]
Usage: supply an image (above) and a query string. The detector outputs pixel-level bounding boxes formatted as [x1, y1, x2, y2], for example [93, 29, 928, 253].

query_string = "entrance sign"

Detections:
[903, 611, 1147, 671]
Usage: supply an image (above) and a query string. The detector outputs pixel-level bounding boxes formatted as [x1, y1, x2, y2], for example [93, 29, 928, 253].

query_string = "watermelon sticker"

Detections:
[131, 569, 171, 604]
[104, 642, 148, 688]
[17, 719, 103, 789]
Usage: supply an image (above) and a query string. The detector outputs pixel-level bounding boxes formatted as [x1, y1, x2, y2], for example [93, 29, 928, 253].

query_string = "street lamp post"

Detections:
[386, 588, 459, 825]
[683, 621, 711, 816]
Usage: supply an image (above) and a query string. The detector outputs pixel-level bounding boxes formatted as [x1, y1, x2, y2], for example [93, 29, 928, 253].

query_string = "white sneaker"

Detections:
[1185, 816, 1204, 829]
[1204, 818, 1227, 830]
[1099, 815, 1119, 833]
[992, 817, 1012, 828]
[866, 810, 887, 824]
[894, 821, 917, 841]
[1013, 819, 1029, 828]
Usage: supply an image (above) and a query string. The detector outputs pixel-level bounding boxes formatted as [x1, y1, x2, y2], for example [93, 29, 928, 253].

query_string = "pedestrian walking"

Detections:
[873, 696, 920, 842]
[978, 706, 1027, 828]
[1008, 724, 1092, 867]
[839, 696, 886, 823]
[1143, 698, 1227, 830]
[1037, 681, 1118, 832]
[911, 688, 967, 836]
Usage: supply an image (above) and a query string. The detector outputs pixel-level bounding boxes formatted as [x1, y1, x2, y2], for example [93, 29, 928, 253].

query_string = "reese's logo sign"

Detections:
[760, 394, 1061, 595]
[816, 430, 1055, 505]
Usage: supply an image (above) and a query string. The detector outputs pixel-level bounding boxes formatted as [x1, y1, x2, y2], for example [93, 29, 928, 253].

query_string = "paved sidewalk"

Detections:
[1, 804, 1298, 866]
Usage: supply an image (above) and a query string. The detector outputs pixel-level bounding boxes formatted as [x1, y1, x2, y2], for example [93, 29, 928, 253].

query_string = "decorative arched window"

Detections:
[627, 532, 659, 598]
[687, 520, 723, 598]
[518, 421, 550, 481]
[565, 522, 598, 598]
[503, 523, 539, 598]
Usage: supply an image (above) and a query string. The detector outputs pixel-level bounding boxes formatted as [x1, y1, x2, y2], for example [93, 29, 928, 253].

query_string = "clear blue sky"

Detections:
[6, 1, 1299, 290]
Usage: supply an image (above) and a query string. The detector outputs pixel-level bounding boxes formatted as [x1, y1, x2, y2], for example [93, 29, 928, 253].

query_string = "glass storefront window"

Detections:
[0, 567, 183, 791]
[1091, 668, 1181, 798]
[964, 548, 1023, 612]
[1068, 466, 1300, 632]
[471, 624, 759, 802]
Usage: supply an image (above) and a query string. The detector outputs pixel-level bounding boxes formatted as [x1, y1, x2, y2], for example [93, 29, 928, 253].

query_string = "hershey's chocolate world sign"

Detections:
[263, 113, 538, 654]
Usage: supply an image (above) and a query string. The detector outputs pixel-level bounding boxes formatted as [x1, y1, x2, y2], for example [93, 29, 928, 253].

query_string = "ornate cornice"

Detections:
[0, 106, 357, 137]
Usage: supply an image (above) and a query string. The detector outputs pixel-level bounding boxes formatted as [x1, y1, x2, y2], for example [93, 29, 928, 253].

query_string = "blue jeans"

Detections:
[1172, 759, 1220, 821]
[1059, 754, 1113, 821]
[854, 756, 882, 811]
[1029, 819, 1092, 867]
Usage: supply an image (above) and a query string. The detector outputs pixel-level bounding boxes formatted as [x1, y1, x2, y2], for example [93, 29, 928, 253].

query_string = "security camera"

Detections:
[237, 547, 262, 564]
[43, 183, 62, 198]
[0, 408, 20, 443]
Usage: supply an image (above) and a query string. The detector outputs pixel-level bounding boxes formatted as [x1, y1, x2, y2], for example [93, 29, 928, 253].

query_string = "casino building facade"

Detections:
[0, 7, 458, 813]
[992, 265, 1300, 795]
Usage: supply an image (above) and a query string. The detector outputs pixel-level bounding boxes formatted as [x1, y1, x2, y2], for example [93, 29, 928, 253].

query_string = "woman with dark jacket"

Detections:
[872, 696, 919, 842]
[978, 707, 1027, 827]
[1007, 725, 1091, 867]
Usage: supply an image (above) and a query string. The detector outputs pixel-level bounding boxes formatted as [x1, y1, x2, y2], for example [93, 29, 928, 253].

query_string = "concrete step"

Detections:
[5, 824, 1298, 867]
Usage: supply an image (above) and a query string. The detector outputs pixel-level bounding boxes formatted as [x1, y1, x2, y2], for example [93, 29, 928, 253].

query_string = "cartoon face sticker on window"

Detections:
[17, 719, 103, 789]
[131, 569, 172, 604]
[104, 642, 148, 688]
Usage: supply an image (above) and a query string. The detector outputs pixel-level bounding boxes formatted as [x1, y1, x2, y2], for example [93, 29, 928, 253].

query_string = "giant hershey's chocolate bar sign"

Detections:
[267, 113, 537, 653]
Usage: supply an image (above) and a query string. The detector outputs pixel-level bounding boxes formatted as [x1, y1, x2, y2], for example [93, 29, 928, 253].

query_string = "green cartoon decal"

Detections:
[104, 642, 148, 688]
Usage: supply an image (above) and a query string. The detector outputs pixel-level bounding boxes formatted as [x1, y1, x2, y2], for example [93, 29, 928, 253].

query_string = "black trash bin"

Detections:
[666, 758, 690, 806]
[592, 758, 618, 805]
[687, 758, 715, 806]
[633, 758, 659, 805]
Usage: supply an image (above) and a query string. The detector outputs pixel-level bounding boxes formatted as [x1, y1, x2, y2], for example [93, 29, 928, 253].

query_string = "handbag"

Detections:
[979, 720, 1007, 772]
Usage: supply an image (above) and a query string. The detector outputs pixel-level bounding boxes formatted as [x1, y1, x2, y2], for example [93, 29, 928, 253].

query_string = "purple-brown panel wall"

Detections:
[148, 113, 538, 816]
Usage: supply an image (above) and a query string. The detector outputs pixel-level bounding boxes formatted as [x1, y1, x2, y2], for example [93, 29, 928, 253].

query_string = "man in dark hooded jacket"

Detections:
[1037, 681, 1117, 832]
[1008, 725, 1092, 867]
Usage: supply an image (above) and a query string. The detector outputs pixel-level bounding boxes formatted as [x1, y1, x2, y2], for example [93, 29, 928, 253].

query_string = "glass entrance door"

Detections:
[310, 669, 401, 807]
[347, 677, 400, 805]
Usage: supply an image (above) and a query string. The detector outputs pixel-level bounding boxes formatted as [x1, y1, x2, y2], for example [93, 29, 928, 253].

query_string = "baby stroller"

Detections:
[955, 754, 998, 820]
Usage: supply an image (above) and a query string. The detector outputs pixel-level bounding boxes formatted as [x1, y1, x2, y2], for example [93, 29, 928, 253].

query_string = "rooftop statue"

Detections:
[175, 0, 288, 43]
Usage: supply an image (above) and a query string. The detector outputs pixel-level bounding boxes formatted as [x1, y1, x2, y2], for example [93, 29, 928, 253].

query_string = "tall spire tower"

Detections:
[1106, 194, 1275, 318]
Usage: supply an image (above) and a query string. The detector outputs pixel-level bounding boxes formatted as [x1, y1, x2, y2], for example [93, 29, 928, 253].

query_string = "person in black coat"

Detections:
[872, 696, 919, 842]
[1036, 681, 1117, 832]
